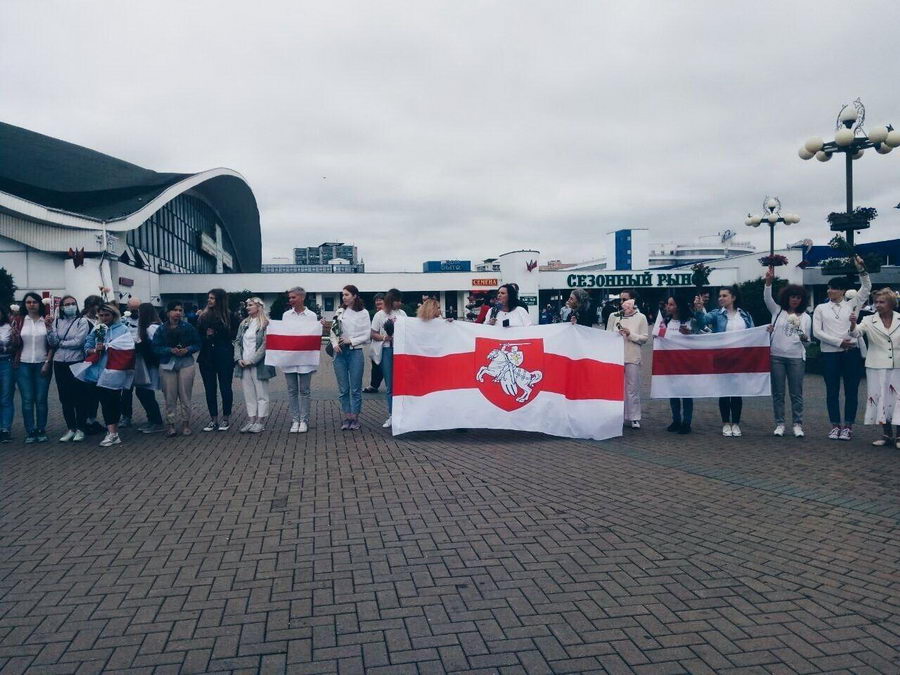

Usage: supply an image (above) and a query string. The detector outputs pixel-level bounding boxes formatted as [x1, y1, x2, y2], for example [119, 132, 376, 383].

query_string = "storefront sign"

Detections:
[519, 295, 538, 306]
[118, 277, 134, 287]
[565, 272, 695, 288]
[472, 278, 498, 287]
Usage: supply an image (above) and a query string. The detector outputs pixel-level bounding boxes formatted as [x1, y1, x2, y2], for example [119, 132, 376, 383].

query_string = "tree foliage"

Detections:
[0, 268, 17, 308]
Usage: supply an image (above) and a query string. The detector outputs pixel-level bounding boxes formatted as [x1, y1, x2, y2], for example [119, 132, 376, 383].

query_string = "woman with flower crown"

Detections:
[763, 267, 812, 438]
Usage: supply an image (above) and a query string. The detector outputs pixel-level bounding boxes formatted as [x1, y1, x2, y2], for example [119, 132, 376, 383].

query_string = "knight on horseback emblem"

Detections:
[476, 342, 544, 405]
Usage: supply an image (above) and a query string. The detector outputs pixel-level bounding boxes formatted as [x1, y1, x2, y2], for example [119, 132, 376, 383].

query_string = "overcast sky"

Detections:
[2, 1, 899, 271]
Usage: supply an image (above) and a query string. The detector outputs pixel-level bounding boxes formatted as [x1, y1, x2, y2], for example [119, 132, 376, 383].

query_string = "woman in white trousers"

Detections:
[233, 298, 276, 433]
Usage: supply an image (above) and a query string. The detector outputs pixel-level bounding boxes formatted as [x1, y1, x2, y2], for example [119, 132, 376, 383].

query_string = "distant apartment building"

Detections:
[261, 261, 365, 274]
[294, 242, 359, 266]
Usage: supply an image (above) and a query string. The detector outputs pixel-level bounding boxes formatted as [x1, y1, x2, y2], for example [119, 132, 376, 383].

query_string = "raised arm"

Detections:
[763, 268, 780, 316]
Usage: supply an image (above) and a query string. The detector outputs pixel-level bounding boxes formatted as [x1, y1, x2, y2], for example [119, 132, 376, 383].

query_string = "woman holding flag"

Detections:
[695, 285, 754, 437]
[370, 288, 407, 429]
[77, 303, 134, 447]
[330, 285, 371, 431]
[488, 283, 532, 327]
[234, 297, 275, 433]
[653, 294, 697, 434]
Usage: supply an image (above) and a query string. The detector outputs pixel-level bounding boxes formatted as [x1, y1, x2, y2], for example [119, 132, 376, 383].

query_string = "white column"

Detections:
[498, 249, 540, 322]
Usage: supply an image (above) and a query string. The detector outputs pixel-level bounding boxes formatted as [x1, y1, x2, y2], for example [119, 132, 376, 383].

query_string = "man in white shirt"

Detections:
[812, 257, 871, 441]
[282, 287, 318, 433]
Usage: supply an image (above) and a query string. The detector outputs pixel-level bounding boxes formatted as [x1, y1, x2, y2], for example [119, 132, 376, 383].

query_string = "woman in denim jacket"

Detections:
[694, 285, 755, 437]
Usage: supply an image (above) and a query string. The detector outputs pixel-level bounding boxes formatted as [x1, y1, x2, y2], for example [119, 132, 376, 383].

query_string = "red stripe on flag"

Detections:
[105, 349, 135, 371]
[652, 346, 770, 376]
[393, 352, 623, 401]
[266, 334, 322, 351]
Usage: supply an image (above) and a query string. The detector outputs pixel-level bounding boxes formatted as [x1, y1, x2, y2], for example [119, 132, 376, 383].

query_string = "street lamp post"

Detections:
[798, 98, 898, 250]
[745, 196, 799, 259]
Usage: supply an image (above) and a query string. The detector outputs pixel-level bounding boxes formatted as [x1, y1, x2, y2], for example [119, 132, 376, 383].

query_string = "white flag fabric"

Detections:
[392, 318, 624, 441]
[264, 319, 322, 369]
[651, 325, 771, 399]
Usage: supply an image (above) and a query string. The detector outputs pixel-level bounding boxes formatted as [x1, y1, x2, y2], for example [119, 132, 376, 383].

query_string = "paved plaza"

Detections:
[1, 363, 898, 674]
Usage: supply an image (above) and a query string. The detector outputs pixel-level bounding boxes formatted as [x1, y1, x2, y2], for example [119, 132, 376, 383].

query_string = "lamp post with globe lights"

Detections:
[798, 98, 898, 250]
[745, 196, 799, 263]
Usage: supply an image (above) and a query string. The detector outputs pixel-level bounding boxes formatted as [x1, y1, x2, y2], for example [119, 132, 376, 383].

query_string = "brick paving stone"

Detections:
[1, 366, 899, 673]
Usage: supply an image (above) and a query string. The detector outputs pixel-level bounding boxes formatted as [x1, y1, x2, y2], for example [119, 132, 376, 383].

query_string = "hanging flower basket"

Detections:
[690, 262, 711, 288]
[759, 254, 789, 267]
[827, 207, 877, 232]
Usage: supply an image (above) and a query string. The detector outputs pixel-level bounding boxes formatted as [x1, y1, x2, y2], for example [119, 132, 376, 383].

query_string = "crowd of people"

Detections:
[1, 262, 897, 447]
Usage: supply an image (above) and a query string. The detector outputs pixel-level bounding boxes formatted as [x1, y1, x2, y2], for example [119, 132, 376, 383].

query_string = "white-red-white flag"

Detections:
[392, 318, 624, 441]
[71, 331, 136, 390]
[651, 325, 771, 399]
[264, 319, 322, 369]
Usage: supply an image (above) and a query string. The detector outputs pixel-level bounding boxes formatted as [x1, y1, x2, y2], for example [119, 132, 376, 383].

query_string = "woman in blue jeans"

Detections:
[329, 285, 371, 430]
[370, 288, 407, 429]
[13, 292, 53, 443]
[695, 285, 755, 437]
[0, 306, 21, 443]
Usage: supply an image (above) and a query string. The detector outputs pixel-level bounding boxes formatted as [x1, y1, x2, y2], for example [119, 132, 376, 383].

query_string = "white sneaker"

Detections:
[239, 421, 254, 433]
[249, 423, 264, 434]
[793, 424, 804, 438]
[289, 421, 300, 433]
[773, 424, 785, 437]
[382, 416, 392, 428]
[839, 426, 852, 441]
[99, 432, 121, 447]
[59, 429, 76, 442]
[731, 424, 742, 437]
[722, 424, 733, 437]
[298, 422, 308, 433]
[72, 429, 85, 442]
[630, 420, 641, 429]
[828, 426, 841, 440]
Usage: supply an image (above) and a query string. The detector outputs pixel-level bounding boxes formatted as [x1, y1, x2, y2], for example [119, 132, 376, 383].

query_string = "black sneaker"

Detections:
[678, 424, 692, 435]
[666, 421, 681, 432]
[86, 421, 105, 435]
[0, 430, 10, 443]
[202, 420, 218, 432]
[363, 387, 378, 394]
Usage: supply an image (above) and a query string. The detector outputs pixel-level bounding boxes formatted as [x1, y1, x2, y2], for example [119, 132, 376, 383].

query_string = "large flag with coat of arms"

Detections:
[391, 319, 624, 440]
[70, 331, 136, 390]
[651, 324, 771, 399]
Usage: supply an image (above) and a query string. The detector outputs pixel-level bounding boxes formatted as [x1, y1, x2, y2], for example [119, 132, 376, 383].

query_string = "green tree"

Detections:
[0, 268, 17, 309]
[736, 276, 786, 327]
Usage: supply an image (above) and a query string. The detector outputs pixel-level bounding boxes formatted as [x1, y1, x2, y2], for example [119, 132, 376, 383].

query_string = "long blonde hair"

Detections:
[243, 297, 269, 329]
[417, 298, 442, 320]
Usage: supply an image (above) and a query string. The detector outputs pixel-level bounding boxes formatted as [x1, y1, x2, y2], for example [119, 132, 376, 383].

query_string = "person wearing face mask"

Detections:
[47, 296, 91, 442]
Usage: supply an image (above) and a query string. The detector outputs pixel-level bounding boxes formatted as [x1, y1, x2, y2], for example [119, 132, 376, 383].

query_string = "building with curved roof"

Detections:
[0, 121, 260, 303]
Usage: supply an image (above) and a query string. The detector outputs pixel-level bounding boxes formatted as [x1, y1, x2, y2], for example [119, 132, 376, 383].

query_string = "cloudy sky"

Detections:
[2, 1, 898, 271]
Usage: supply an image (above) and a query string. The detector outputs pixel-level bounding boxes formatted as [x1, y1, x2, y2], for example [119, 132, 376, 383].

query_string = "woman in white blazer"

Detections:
[850, 288, 900, 448]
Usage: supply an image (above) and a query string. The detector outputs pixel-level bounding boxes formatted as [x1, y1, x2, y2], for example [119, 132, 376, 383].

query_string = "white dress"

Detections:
[864, 369, 900, 425]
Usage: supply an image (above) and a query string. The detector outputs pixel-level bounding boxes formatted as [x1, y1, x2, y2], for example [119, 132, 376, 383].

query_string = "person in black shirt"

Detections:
[197, 288, 240, 432]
